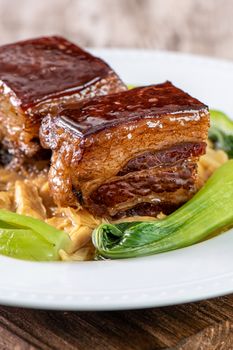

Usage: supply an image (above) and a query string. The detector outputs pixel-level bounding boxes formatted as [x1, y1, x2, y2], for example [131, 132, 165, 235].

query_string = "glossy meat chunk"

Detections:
[47, 81, 208, 137]
[0, 36, 126, 161]
[40, 81, 210, 218]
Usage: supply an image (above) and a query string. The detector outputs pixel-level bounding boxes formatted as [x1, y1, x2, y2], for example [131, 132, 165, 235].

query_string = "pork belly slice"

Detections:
[0, 36, 126, 162]
[40, 81, 210, 218]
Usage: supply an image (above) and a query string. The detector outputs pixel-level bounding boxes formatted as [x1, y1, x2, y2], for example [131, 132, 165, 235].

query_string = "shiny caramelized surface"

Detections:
[41, 108, 210, 212]
[0, 36, 114, 110]
[40, 81, 210, 217]
[58, 82, 208, 136]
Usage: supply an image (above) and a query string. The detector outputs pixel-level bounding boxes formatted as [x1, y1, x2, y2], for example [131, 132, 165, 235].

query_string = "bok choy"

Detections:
[93, 160, 233, 259]
[209, 110, 233, 157]
[0, 210, 71, 261]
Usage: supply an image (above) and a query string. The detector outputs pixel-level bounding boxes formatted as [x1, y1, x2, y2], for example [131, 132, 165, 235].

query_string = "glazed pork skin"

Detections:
[40, 81, 210, 218]
[0, 36, 126, 162]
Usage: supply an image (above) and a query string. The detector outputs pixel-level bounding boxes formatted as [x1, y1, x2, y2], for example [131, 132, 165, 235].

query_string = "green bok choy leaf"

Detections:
[209, 110, 233, 158]
[93, 160, 233, 259]
[0, 210, 71, 261]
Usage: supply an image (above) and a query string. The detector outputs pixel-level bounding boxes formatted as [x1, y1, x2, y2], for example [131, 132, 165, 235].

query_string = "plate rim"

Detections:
[0, 48, 233, 310]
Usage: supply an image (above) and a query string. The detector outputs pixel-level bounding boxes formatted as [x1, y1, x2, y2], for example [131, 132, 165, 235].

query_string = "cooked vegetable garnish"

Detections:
[0, 210, 71, 261]
[93, 160, 233, 259]
[127, 84, 135, 89]
[209, 110, 233, 158]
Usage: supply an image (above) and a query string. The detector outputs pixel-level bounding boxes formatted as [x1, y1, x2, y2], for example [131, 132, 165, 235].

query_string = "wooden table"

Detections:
[1, 295, 233, 349]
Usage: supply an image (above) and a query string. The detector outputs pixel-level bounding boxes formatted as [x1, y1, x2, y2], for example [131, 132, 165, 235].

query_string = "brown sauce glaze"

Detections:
[58, 81, 208, 137]
[0, 36, 117, 110]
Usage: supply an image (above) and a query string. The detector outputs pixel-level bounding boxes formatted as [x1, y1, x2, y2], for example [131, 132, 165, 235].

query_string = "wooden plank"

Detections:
[0, 323, 37, 350]
[0, 295, 233, 349]
[176, 321, 233, 349]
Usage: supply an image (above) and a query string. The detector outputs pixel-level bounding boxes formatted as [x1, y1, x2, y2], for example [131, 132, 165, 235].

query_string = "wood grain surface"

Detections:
[0, 295, 233, 349]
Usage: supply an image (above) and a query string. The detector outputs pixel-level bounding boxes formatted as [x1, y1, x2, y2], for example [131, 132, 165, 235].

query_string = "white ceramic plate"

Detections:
[1, 49, 233, 311]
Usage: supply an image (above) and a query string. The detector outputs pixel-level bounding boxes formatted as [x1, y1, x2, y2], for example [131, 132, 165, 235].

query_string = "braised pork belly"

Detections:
[0, 36, 126, 164]
[40, 81, 210, 218]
